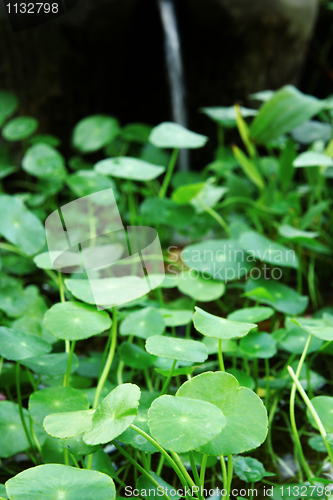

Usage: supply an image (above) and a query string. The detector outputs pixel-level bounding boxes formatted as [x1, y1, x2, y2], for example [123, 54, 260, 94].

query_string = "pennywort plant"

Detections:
[0, 85, 332, 499]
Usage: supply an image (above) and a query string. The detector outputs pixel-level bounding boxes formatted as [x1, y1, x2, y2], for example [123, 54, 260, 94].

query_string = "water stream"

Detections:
[157, 0, 189, 171]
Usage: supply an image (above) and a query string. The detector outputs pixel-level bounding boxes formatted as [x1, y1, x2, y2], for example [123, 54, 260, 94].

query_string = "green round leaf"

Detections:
[5, 464, 115, 500]
[146, 336, 208, 363]
[177, 372, 268, 455]
[0, 402, 32, 458]
[22, 144, 66, 179]
[277, 326, 323, 354]
[0, 195, 45, 255]
[29, 387, 89, 426]
[83, 384, 140, 445]
[182, 239, 252, 282]
[244, 278, 308, 316]
[307, 396, 333, 433]
[149, 122, 208, 149]
[95, 157, 165, 181]
[293, 151, 333, 168]
[73, 115, 120, 153]
[44, 301, 111, 341]
[0, 91, 18, 126]
[0, 274, 27, 318]
[66, 171, 117, 202]
[193, 307, 256, 340]
[201, 106, 257, 128]
[122, 123, 152, 143]
[120, 307, 165, 339]
[233, 456, 271, 483]
[30, 134, 61, 147]
[137, 472, 180, 500]
[159, 308, 192, 327]
[148, 395, 226, 453]
[119, 391, 159, 452]
[240, 331, 277, 359]
[119, 342, 156, 369]
[177, 272, 225, 302]
[228, 368, 255, 390]
[2, 117, 38, 141]
[227, 307, 274, 323]
[140, 197, 195, 229]
[44, 409, 95, 439]
[0, 327, 51, 361]
[21, 352, 79, 376]
[292, 316, 333, 341]
[239, 231, 298, 269]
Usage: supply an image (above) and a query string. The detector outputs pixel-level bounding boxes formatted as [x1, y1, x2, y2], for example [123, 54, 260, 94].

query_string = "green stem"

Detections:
[156, 455, 165, 476]
[93, 308, 117, 409]
[159, 148, 179, 199]
[58, 271, 65, 303]
[189, 451, 203, 500]
[112, 441, 172, 500]
[197, 200, 231, 238]
[0, 356, 4, 384]
[16, 362, 38, 465]
[289, 334, 314, 482]
[264, 358, 270, 410]
[130, 424, 190, 490]
[218, 339, 225, 372]
[226, 454, 233, 500]
[170, 451, 198, 493]
[160, 359, 177, 396]
[288, 365, 333, 469]
[63, 341, 76, 387]
[200, 454, 208, 488]
[220, 456, 228, 495]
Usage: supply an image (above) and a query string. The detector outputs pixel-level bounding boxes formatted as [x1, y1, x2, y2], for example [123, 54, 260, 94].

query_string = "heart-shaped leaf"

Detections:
[120, 307, 165, 339]
[0, 327, 51, 361]
[83, 384, 141, 445]
[177, 272, 225, 302]
[149, 122, 208, 149]
[2, 117, 38, 141]
[44, 301, 111, 341]
[227, 307, 274, 323]
[193, 307, 256, 340]
[95, 157, 165, 181]
[29, 387, 89, 426]
[146, 336, 208, 363]
[148, 395, 226, 452]
[177, 372, 268, 455]
[73, 115, 120, 153]
[5, 464, 116, 500]
[0, 195, 45, 255]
